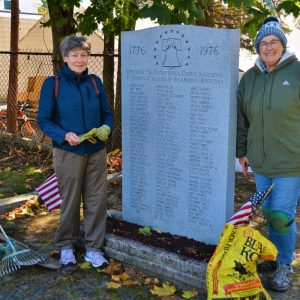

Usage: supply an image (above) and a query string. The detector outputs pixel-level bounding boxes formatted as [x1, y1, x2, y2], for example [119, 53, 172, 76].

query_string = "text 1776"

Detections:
[129, 46, 145, 55]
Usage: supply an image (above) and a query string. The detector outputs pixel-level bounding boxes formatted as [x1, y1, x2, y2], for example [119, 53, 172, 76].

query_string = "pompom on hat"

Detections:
[255, 16, 287, 53]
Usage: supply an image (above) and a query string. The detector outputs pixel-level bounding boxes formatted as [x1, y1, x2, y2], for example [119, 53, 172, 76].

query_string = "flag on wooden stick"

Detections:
[227, 183, 275, 226]
[35, 174, 62, 211]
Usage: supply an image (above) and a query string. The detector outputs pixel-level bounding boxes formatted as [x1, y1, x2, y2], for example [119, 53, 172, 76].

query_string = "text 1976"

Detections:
[199, 46, 219, 56]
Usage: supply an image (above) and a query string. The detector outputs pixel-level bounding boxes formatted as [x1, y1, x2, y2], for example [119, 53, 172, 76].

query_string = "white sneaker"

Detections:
[84, 250, 108, 268]
[60, 249, 76, 266]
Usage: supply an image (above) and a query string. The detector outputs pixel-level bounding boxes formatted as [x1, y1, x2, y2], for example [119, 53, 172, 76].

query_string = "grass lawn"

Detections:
[0, 133, 53, 199]
[0, 166, 49, 198]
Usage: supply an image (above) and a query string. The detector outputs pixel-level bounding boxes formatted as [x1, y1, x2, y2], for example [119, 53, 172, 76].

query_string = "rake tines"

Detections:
[0, 251, 21, 277]
[0, 225, 44, 277]
[12, 247, 44, 266]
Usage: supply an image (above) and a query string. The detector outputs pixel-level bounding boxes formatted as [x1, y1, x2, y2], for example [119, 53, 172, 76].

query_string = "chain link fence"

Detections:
[0, 51, 121, 151]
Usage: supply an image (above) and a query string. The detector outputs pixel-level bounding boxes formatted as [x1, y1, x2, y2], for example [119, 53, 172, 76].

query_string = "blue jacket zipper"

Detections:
[77, 76, 88, 154]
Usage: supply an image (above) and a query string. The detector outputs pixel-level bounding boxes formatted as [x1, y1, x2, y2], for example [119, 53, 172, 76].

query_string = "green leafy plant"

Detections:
[138, 226, 152, 236]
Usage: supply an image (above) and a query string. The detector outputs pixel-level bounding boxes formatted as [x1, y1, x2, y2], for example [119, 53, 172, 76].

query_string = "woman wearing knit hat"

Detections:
[236, 16, 300, 292]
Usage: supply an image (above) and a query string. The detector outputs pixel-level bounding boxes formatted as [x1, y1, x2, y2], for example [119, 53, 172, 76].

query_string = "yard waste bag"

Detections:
[206, 224, 277, 299]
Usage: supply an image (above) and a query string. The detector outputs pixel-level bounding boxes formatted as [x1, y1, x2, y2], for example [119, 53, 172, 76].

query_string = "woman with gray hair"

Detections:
[38, 35, 113, 268]
[237, 17, 300, 292]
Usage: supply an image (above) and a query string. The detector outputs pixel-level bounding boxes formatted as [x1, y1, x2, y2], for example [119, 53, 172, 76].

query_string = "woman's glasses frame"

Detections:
[259, 39, 282, 50]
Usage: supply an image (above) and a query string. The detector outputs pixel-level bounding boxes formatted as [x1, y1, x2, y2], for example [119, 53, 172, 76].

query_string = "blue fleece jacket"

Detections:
[38, 64, 114, 155]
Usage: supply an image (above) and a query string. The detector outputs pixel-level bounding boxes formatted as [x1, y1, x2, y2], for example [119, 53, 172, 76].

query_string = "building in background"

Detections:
[19, 12, 104, 53]
[0, 0, 42, 51]
[0, 0, 103, 106]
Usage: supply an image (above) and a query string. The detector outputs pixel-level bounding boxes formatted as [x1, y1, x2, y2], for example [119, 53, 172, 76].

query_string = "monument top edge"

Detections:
[122, 24, 240, 34]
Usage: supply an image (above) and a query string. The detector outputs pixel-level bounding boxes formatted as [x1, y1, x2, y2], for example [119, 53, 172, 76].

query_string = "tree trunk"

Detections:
[7, 0, 19, 134]
[111, 14, 136, 150]
[113, 38, 122, 150]
[47, 0, 76, 73]
[103, 32, 115, 110]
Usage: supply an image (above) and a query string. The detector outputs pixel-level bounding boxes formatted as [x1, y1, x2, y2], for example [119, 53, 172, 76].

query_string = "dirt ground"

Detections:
[1, 173, 299, 299]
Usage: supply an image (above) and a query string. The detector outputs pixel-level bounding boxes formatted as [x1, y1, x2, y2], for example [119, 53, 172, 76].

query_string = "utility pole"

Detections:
[7, 0, 19, 133]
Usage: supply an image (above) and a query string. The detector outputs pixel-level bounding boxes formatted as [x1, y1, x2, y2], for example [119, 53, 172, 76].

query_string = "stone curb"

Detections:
[104, 233, 207, 291]
[105, 210, 207, 291]
[0, 192, 37, 215]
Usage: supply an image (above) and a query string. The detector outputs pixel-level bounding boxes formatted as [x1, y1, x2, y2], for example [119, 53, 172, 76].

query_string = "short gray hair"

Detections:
[60, 35, 91, 57]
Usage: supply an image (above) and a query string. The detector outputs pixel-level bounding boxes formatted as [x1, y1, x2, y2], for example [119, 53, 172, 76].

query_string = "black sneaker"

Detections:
[257, 260, 277, 272]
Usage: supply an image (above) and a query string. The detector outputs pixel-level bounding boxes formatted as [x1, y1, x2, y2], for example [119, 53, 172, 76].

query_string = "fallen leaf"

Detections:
[7, 211, 16, 220]
[20, 207, 34, 216]
[100, 259, 122, 274]
[119, 280, 140, 286]
[106, 282, 121, 289]
[150, 282, 176, 296]
[124, 267, 137, 278]
[78, 261, 92, 270]
[39, 211, 48, 216]
[110, 149, 121, 155]
[144, 277, 160, 285]
[182, 289, 198, 299]
[119, 272, 130, 281]
[111, 274, 121, 281]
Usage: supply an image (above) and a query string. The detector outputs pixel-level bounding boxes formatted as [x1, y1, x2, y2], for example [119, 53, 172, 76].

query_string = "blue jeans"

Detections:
[254, 173, 300, 264]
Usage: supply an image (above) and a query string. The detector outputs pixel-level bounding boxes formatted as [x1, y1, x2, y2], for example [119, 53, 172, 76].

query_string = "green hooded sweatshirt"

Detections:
[236, 51, 300, 177]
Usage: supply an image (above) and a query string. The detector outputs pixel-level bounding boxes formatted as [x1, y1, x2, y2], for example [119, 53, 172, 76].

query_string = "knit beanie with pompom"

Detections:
[255, 16, 287, 53]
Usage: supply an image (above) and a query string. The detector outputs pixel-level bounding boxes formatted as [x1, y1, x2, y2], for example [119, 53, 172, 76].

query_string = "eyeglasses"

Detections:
[259, 39, 281, 49]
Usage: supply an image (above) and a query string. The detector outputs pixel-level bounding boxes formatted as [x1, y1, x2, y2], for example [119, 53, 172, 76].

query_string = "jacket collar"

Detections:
[60, 63, 89, 81]
[254, 50, 298, 73]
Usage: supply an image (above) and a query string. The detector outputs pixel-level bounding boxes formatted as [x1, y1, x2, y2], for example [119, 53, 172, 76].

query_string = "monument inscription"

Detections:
[122, 25, 240, 244]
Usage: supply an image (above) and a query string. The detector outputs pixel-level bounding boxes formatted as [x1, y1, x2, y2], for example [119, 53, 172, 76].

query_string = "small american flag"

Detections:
[35, 174, 62, 211]
[227, 184, 274, 226]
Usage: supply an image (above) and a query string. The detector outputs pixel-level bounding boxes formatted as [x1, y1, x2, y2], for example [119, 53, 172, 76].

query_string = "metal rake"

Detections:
[0, 225, 44, 277]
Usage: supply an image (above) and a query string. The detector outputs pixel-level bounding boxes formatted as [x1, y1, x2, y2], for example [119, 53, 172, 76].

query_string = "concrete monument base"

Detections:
[104, 233, 207, 291]
[105, 210, 207, 291]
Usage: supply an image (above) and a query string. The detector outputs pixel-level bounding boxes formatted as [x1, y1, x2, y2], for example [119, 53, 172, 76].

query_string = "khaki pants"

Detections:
[53, 148, 107, 250]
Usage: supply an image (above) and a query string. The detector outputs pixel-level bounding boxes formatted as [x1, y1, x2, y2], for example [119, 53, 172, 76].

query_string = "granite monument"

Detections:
[121, 25, 240, 244]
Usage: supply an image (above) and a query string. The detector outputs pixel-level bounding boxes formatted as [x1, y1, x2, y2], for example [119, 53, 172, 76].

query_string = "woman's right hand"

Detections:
[64, 132, 80, 146]
[239, 156, 249, 176]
